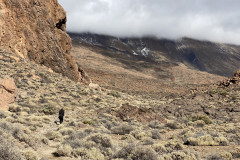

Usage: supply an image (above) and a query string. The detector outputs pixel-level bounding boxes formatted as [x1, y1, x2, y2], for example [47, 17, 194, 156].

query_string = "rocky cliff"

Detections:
[0, 0, 88, 82]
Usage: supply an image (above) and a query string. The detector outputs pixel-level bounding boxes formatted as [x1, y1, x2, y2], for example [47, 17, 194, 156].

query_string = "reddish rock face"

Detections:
[0, 78, 17, 108]
[0, 0, 87, 82]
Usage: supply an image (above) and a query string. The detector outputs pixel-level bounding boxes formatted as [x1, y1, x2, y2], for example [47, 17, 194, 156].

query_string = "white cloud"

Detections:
[58, 0, 240, 44]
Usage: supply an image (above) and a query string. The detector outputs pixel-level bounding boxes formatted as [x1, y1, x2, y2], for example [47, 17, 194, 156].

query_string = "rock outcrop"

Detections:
[218, 70, 240, 87]
[0, 78, 17, 108]
[0, 0, 87, 82]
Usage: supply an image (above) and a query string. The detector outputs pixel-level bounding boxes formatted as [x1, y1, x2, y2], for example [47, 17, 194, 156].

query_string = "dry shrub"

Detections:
[220, 152, 232, 160]
[194, 120, 205, 127]
[114, 144, 158, 160]
[131, 130, 151, 140]
[8, 105, 21, 112]
[148, 121, 163, 129]
[45, 131, 62, 140]
[165, 121, 181, 129]
[87, 133, 113, 148]
[171, 151, 198, 160]
[85, 147, 105, 160]
[73, 147, 105, 160]
[0, 135, 24, 160]
[184, 133, 229, 146]
[141, 137, 154, 145]
[111, 124, 134, 135]
[59, 127, 74, 136]
[187, 115, 212, 124]
[152, 143, 167, 153]
[231, 147, 240, 158]
[41, 102, 59, 115]
[0, 111, 7, 119]
[207, 154, 223, 160]
[64, 129, 93, 149]
[63, 130, 113, 158]
[0, 121, 36, 147]
[151, 129, 161, 140]
[108, 90, 121, 98]
[23, 150, 38, 160]
[82, 119, 96, 125]
[55, 144, 72, 157]
[164, 141, 184, 152]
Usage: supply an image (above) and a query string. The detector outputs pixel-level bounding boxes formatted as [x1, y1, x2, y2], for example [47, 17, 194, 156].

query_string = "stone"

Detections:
[0, 78, 18, 109]
[89, 83, 100, 90]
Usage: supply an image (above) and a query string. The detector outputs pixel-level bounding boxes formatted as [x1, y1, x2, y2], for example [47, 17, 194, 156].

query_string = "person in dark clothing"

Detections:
[59, 108, 65, 124]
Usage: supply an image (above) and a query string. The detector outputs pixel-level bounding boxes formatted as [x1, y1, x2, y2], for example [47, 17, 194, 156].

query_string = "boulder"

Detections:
[218, 70, 240, 87]
[0, 78, 17, 109]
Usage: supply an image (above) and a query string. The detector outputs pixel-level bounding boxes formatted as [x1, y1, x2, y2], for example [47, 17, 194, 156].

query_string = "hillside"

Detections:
[1, 0, 240, 160]
[70, 33, 240, 77]
[1, 48, 240, 159]
[69, 33, 238, 95]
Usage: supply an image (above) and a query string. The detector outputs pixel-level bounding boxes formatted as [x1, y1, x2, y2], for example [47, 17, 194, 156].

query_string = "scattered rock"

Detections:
[218, 70, 240, 87]
[89, 83, 100, 90]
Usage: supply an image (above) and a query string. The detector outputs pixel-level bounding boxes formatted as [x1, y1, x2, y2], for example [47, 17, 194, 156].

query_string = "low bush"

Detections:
[111, 124, 134, 135]
[87, 134, 113, 148]
[45, 131, 61, 140]
[23, 150, 38, 160]
[152, 143, 167, 153]
[171, 151, 198, 160]
[59, 127, 74, 136]
[0, 135, 24, 160]
[187, 115, 212, 124]
[184, 133, 229, 146]
[113, 144, 158, 160]
[0, 111, 7, 119]
[55, 144, 72, 157]
[151, 129, 161, 140]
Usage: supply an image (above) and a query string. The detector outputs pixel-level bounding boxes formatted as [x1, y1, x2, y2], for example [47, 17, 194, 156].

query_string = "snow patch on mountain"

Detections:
[80, 36, 102, 46]
[132, 51, 138, 55]
[141, 47, 149, 57]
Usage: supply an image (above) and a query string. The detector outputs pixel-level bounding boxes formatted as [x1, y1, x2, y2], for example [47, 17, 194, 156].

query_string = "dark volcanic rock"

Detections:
[218, 70, 240, 87]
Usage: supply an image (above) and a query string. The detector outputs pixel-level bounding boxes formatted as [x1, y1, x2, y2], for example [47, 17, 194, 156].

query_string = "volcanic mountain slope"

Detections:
[69, 33, 240, 95]
[70, 33, 240, 77]
[1, 49, 240, 159]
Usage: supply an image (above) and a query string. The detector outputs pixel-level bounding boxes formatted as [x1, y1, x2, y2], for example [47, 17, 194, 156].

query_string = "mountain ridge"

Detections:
[69, 32, 240, 77]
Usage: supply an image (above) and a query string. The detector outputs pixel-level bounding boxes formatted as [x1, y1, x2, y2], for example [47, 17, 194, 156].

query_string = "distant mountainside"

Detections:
[70, 32, 240, 77]
[69, 33, 230, 95]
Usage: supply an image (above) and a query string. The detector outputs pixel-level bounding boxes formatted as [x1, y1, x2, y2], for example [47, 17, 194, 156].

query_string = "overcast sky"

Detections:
[58, 0, 240, 44]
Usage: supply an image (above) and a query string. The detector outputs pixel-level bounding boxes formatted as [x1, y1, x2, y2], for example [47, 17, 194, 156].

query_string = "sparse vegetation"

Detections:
[0, 50, 240, 159]
[111, 124, 134, 135]
[113, 144, 158, 160]
[0, 135, 24, 160]
[184, 133, 229, 146]
[187, 114, 213, 124]
[55, 144, 72, 157]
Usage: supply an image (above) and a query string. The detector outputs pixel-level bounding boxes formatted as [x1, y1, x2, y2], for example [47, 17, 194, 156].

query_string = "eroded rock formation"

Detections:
[0, 0, 87, 82]
[0, 78, 17, 108]
[218, 70, 240, 87]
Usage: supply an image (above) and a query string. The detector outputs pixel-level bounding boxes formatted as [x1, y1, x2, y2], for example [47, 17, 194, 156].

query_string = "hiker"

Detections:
[59, 108, 65, 124]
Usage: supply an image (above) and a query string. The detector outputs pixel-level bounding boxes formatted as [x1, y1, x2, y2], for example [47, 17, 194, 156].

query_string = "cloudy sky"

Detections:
[58, 0, 240, 44]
